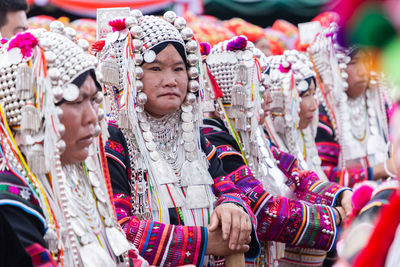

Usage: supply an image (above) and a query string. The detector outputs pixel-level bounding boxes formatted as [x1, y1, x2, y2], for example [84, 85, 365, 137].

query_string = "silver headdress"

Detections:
[0, 25, 129, 266]
[97, 9, 215, 227]
[264, 50, 328, 180]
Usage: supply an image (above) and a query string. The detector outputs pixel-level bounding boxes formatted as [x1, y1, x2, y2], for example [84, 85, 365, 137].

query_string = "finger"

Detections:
[343, 200, 353, 217]
[237, 215, 251, 246]
[208, 210, 220, 232]
[228, 211, 240, 249]
[221, 210, 232, 241]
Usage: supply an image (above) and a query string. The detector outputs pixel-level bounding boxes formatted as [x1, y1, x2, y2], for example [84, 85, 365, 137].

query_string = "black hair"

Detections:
[0, 0, 28, 28]
[150, 41, 187, 67]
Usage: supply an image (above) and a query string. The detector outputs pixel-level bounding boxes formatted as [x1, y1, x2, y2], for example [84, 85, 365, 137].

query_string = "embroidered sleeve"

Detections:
[270, 146, 348, 206]
[229, 165, 338, 251]
[114, 193, 207, 266]
[25, 243, 57, 267]
[316, 111, 370, 187]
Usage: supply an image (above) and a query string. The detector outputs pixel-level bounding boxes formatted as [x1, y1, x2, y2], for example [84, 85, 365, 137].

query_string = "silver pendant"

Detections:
[80, 241, 116, 267]
[182, 122, 194, 132]
[182, 132, 194, 142]
[140, 122, 150, 131]
[105, 227, 130, 257]
[142, 131, 153, 142]
[184, 141, 195, 152]
[94, 186, 107, 203]
[145, 141, 156, 151]
[181, 112, 193, 122]
[63, 84, 80, 102]
[181, 104, 193, 112]
[88, 171, 100, 187]
[85, 157, 97, 172]
[150, 151, 160, 161]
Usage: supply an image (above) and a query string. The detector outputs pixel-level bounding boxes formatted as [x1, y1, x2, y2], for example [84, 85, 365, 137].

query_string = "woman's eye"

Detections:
[150, 66, 161, 71]
[175, 67, 184, 71]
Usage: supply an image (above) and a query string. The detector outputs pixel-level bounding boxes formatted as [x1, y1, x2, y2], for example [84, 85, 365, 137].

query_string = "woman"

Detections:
[201, 36, 351, 266]
[308, 24, 395, 188]
[265, 50, 340, 266]
[96, 10, 259, 266]
[0, 24, 143, 266]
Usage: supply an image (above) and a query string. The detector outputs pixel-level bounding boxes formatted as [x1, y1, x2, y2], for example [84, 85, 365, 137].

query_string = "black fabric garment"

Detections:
[201, 118, 247, 173]
[0, 209, 33, 267]
[0, 172, 47, 266]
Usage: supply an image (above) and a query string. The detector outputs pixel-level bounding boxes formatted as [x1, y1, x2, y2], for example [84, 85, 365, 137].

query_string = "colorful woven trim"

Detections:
[124, 219, 207, 266]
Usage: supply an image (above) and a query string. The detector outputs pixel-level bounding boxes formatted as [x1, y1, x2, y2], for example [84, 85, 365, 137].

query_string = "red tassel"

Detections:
[91, 39, 106, 53]
[206, 65, 223, 99]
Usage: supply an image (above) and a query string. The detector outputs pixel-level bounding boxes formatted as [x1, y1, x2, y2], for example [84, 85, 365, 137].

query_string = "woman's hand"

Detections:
[208, 203, 252, 250]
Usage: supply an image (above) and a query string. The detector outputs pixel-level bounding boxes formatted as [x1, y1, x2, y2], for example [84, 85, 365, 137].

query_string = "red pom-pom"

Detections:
[199, 42, 211, 56]
[91, 39, 106, 53]
[109, 18, 126, 32]
[8, 32, 38, 59]
[352, 184, 374, 215]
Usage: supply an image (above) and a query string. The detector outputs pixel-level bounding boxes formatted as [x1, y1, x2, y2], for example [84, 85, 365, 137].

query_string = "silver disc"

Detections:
[97, 201, 110, 219]
[186, 151, 197, 162]
[182, 132, 194, 142]
[150, 151, 160, 161]
[140, 122, 150, 131]
[181, 104, 193, 112]
[181, 112, 193, 122]
[63, 83, 80, 101]
[88, 171, 100, 187]
[85, 157, 97, 172]
[94, 186, 106, 203]
[145, 141, 156, 151]
[182, 122, 194, 132]
[142, 131, 153, 142]
[138, 112, 147, 122]
[184, 142, 195, 152]
[143, 50, 156, 63]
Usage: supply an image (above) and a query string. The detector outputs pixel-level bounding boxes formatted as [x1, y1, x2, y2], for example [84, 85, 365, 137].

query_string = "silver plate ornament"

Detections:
[181, 112, 193, 122]
[85, 157, 97, 172]
[97, 201, 110, 219]
[140, 122, 150, 131]
[143, 50, 156, 63]
[88, 171, 100, 187]
[145, 141, 156, 151]
[63, 83, 80, 101]
[142, 131, 153, 142]
[182, 132, 194, 142]
[181, 104, 193, 112]
[71, 218, 86, 237]
[150, 151, 160, 161]
[182, 122, 194, 132]
[186, 151, 197, 162]
[184, 141, 195, 152]
[7, 48, 23, 66]
[94, 186, 106, 203]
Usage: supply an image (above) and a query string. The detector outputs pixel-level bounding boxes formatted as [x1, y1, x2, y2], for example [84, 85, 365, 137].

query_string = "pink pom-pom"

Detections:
[226, 36, 247, 51]
[109, 18, 127, 32]
[278, 62, 292, 73]
[8, 32, 38, 59]
[199, 42, 211, 56]
[352, 184, 374, 214]
[91, 39, 106, 53]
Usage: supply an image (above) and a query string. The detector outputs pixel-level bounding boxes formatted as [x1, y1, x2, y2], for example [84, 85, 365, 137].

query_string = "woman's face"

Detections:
[142, 44, 188, 118]
[298, 79, 317, 130]
[60, 75, 99, 165]
[346, 51, 369, 99]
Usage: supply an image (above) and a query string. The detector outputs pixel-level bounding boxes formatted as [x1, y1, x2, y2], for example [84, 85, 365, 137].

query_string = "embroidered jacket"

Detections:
[316, 105, 372, 187]
[106, 123, 260, 266]
[202, 118, 347, 252]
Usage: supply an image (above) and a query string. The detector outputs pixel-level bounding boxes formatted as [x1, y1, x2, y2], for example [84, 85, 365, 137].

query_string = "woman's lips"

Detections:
[78, 136, 93, 146]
